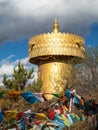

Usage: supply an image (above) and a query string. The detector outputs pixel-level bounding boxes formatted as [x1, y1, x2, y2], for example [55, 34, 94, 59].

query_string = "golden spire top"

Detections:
[53, 18, 59, 33]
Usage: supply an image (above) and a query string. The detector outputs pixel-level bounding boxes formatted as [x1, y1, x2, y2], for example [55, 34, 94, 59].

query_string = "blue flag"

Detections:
[55, 114, 65, 125]
[0, 111, 4, 123]
[50, 119, 65, 130]
[73, 96, 80, 104]
[64, 89, 71, 98]
[69, 114, 76, 124]
[17, 119, 25, 130]
[21, 92, 40, 104]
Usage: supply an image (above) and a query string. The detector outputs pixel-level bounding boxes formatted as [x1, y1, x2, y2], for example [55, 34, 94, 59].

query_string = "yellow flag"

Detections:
[29, 128, 33, 130]
[36, 113, 47, 120]
[6, 90, 21, 98]
[60, 93, 66, 102]
[4, 110, 18, 121]
[58, 115, 67, 125]
[63, 106, 68, 111]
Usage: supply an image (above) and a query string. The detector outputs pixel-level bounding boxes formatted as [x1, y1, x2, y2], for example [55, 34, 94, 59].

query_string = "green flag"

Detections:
[0, 92, 4, 98]
[51, 93, 61, 98]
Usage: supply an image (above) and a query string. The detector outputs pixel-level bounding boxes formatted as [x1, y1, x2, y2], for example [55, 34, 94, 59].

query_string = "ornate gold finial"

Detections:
[53, 18, 59, 33]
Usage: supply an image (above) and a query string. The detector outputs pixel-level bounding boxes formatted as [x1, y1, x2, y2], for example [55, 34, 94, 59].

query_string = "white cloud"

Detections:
[0, 64, 14, 76]
[21, 57, 28, 65]
[0, 55, 38, 86]
[0, 55, 15, 65]
[0, 0, 98, 43]
[13, 0, 64, 16]
[27, 71, 38, 85]
[14, 57, 29, 66]
[0, 76, 3, 86]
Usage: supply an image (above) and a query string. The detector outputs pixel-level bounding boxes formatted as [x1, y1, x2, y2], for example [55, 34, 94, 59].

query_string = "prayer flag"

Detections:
[36, 113, 47, 120]
[60, 114, 71, 127]
[0, 92, 4, 98]
[0, 111, 4, 123]
[73, 96, 80, 105]
[21, 91, 40, 104]
[64, 89, 71, 98]
[33, 93, 45, 102]
[17, 119, 25, 130]
[6, 91, 20, 98]
[60, 93, 66, 102]
[74, 114, 80, 121]
[4, 110, 17, 121]
[51, 93, 61, 98]
[69, 114, 76, 124]
[50, 119, 65, 130]
[55, 114, 65, 125]
[67, 114, 74, 125]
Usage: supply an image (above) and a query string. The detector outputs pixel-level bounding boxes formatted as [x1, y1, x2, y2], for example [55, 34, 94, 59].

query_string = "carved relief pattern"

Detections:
[38, 61, 73, 99]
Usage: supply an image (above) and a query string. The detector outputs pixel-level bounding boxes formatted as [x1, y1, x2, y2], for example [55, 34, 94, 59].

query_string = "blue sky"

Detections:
[85, 24, 98, 46]
[0, 39, 28, 60]
[0, 0, 98, 86]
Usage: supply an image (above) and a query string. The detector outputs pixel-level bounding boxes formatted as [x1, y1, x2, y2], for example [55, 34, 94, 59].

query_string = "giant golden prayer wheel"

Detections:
[28, 20, 85, 99]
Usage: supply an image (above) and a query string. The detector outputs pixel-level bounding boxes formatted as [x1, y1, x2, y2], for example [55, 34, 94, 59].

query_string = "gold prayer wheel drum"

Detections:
[28, 20, 85, 99]
[38, 59, 73, 93]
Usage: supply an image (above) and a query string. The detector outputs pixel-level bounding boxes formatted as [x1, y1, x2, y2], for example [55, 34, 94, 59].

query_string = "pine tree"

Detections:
[3, 62, 34, 90]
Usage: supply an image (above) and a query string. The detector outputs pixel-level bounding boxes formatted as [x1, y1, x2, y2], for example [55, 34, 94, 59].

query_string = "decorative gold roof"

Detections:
[28, 20, 85, 64]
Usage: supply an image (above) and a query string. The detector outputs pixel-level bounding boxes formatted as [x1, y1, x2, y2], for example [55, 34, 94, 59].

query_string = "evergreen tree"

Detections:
[3, 62, 34, 90]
